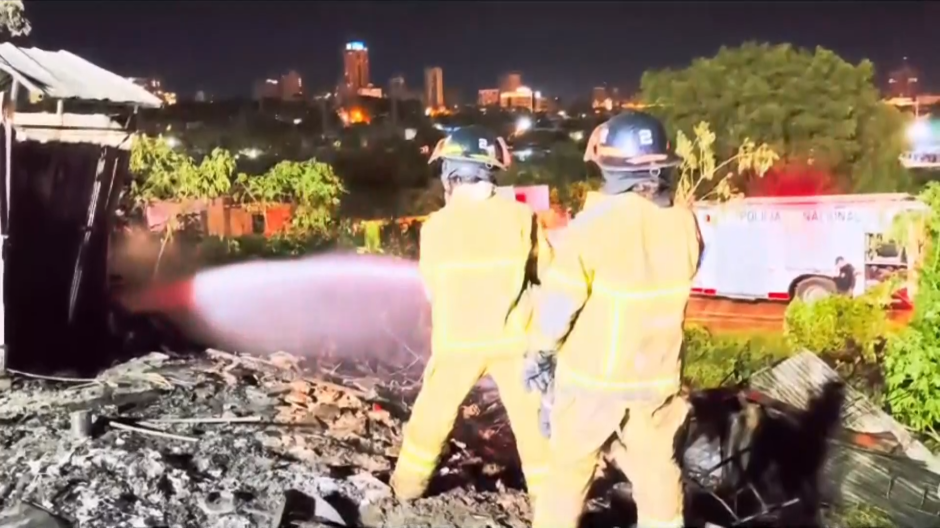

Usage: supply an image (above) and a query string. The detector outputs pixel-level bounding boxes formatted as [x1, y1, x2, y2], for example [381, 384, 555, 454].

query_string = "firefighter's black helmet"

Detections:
[429, 125, 512, 170]
[584, 111, 680, 173]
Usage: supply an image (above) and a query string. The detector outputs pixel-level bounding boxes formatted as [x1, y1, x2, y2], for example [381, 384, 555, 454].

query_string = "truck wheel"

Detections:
[793, 277, 837, 303]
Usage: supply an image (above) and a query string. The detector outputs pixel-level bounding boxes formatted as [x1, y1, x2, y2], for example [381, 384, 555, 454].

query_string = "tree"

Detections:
[673, 121, 778, 204]
[233, 159, 345, 237]
[0, 0, 30, 37]
[129, 135, 236, 276]
[640, 42, 911, 194]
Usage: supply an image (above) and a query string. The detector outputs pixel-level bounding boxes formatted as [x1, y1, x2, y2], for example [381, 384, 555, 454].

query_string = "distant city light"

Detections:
[346, 41, 367, 51]
[164, 136, 180, 149]
[535, 91, 542, 99]
[293, 118, 303, 125]
[569, 131, 584, 142]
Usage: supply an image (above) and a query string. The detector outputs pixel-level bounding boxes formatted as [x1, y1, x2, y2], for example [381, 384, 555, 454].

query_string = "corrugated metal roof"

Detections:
[0, 43, 162, 108]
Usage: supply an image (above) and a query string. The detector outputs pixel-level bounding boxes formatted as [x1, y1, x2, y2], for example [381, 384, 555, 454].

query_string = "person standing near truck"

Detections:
[834, 256, 858, 295]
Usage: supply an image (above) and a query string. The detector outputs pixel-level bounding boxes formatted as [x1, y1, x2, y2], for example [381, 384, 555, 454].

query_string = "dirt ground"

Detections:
[686, 296, 913, 335]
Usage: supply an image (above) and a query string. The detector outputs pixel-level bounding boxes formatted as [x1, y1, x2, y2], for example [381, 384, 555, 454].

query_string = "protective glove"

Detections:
[538, 384, 553, 438]
[522, 350, 556, 395]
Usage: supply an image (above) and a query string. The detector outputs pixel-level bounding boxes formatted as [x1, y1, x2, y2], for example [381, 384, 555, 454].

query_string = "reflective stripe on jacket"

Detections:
[533, 192, 702, 398]
[420, 189, 553, 357]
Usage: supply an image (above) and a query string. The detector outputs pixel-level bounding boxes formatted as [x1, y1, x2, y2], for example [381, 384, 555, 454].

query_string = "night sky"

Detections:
[23, 1, 938, 101]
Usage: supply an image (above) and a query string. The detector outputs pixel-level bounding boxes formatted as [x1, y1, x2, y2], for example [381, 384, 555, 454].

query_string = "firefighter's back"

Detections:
[421, 194, 537, 357]
[558, 192, 700, 393]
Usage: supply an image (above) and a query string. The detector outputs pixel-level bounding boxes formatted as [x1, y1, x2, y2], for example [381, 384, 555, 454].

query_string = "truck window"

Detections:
[865, 233, 906, 263]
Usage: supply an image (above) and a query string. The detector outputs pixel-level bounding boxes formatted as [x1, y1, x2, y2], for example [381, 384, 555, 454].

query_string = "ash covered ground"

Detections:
[0, 350, 561, 528]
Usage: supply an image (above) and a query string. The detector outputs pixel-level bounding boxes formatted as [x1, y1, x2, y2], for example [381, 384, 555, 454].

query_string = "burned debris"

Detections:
[0, 351, 532, 528]
[2, 350, 937, 528]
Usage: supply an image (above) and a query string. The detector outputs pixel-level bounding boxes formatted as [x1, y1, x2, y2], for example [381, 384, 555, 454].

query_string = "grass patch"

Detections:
[683, 325, 796, 388]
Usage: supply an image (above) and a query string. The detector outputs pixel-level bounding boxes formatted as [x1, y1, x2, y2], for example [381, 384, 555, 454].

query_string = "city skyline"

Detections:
[20, 2, 937, 100]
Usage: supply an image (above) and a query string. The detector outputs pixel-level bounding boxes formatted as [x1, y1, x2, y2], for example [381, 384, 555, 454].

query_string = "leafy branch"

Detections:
[233, 159, 345, 238]
[673, 121, 779, 205]
[129, 135, 236, 277]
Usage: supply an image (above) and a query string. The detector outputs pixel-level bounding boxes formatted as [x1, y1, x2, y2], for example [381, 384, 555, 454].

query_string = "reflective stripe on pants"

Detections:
[390, 353, 550, 500]
[531, 390, 688, 528]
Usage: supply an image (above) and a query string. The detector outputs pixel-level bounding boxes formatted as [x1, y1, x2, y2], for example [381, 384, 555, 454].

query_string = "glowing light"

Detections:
[513, 149, 534, 161]
[241, 148, 262, 159]
[164, 136, 180, 149]
[349, 108, 367, 124]
[535, 91, 542, 99]
[515, 117, 533, 134]
[424, 107, 432, 116]
[569, 131, 584, 142]
[557, 110, 567, 118]
[293, 118, 303, 125]
[346, 41, 367, 51]
[908, 119, 931, 143]
[517, 86, 533, 94]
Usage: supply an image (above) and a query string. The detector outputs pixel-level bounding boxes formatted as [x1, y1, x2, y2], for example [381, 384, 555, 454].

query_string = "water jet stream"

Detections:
[119, 253, 432, 367]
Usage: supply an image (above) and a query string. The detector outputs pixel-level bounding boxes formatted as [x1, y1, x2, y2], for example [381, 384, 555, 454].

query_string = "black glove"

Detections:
[523, 350, 556, 395]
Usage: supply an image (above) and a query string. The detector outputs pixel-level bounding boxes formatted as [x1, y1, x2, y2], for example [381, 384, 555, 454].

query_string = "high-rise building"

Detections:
[128, 77, 177, 105]
[253, 70, 304, 102]
[499, 72, 522, 94]
[254, 78, 280, 100]
[389, 75, 407, 99]
[344, 41, 370, 92]
[478, 88, 500, 107]
[424, 67, 444, 109]
[281, 70, 303, 101]
[888, 57, 920, 99]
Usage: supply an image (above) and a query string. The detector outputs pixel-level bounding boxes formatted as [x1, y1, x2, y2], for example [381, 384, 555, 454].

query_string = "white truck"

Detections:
[692, 193, 928, 306]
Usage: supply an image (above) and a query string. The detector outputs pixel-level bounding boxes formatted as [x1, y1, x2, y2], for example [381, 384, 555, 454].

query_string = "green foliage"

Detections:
[683, 325, 795, 388]
[673, 121, 778, 204]
[129, 135, 238, 277]
[130, 135, 234, 204]
[785, 286, 894, 363]
[233, 159, 345, 237]
[358, 220, 385, 254]
[824, 504, 894, 528]
[0, 0, 30, 36]
[884, 183, 940, 437]
[640, 42, 911, 193]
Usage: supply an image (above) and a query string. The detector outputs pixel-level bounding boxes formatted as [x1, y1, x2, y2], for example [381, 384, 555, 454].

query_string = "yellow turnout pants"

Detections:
[532, 389, 689, 528]
[391, 353, 550, 500]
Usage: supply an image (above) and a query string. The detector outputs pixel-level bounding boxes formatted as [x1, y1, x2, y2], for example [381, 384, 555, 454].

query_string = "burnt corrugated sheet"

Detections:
[751, 353, 940, 527]
[0, 43, 161, 107]
[825, 441, 940, 527]
[750, 352, 938, 468]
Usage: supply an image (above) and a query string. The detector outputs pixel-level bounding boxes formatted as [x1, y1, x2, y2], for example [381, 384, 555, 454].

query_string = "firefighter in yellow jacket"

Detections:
[526, 112, 703, 528]
[390, 125, 553, 501]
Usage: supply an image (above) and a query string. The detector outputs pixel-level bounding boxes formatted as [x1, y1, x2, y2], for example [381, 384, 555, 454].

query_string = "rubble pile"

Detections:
[0, 350, 532, 528]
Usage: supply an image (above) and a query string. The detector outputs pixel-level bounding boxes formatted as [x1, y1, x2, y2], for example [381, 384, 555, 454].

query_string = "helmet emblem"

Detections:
[479, 138, 489, 149]
[639, 129, 653, 146]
